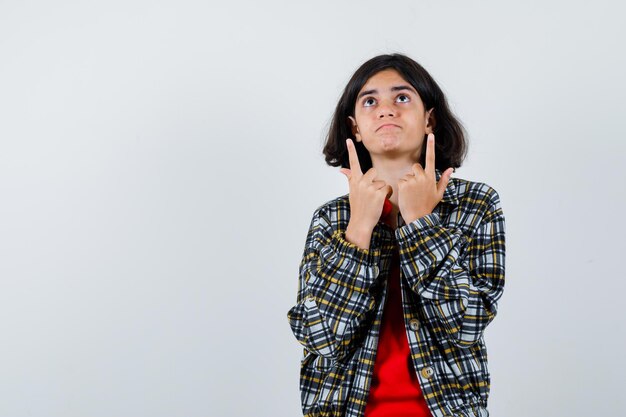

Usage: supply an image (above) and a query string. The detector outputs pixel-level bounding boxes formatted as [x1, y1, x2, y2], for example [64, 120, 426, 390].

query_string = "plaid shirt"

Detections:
[287, 168, 506, 417]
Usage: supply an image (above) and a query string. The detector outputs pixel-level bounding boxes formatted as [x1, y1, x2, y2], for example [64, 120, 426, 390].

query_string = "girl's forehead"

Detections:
[358, 70, 416, 98]
[360, 69, 409, 92]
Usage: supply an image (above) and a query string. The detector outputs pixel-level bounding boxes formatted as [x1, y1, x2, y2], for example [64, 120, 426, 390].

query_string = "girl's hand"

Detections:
[398, 133, 454, 224]
[339, 138, 392, 233]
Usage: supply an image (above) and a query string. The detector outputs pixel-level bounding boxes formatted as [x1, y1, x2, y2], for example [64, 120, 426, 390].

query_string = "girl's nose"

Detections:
[377, 101, 396, 118]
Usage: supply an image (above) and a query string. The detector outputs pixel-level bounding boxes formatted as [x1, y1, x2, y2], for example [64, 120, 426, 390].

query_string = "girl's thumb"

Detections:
[339, 168, 351, 179]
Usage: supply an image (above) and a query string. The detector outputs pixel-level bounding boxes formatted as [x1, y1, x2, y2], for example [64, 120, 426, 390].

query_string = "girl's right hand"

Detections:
[339, 138, 393, 234]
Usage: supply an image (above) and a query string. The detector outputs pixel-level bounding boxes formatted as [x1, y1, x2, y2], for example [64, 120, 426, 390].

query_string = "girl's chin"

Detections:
[380, 136, 401, 150]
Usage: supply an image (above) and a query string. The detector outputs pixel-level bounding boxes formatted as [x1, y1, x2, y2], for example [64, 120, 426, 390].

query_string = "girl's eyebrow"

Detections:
[357, 85, 417, 100]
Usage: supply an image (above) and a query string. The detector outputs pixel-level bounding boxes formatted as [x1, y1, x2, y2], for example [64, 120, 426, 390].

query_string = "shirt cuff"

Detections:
[329, 229, 381, 266]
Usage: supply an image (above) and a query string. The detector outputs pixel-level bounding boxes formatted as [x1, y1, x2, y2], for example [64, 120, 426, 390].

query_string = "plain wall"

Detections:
[1, 0, 624, 416]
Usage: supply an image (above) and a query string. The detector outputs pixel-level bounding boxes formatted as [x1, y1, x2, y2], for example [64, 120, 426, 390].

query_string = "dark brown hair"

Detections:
[323, 53, 468, 172]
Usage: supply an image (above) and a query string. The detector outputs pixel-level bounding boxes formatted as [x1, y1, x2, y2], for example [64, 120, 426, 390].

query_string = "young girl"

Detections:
[287, 53, 506, 417]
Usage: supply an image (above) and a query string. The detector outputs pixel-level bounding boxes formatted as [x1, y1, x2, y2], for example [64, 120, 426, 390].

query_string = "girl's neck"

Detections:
[371, 155, 418, 216]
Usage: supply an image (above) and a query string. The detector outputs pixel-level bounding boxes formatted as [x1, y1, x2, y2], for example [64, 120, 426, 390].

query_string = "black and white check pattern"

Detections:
[287, 168, 506, 417]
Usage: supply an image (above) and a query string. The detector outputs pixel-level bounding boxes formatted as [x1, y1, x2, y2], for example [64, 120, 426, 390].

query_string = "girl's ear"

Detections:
[425, 109, 436, 134]
[348, 116, 362, 142]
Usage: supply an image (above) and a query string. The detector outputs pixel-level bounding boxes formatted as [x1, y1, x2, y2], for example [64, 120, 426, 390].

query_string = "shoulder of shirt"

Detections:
[453, 176, 504, 220]
[310, 193, 350, 219]
[454, 176, 501, 202]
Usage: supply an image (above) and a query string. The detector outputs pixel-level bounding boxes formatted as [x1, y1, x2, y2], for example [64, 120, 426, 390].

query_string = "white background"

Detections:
[1, 1, 624, 416]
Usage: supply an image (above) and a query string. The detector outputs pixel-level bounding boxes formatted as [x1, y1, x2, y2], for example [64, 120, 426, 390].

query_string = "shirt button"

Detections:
[372, 265, 379, 278]
[409, 319, 420, 331]
[420, 366, 434, 379]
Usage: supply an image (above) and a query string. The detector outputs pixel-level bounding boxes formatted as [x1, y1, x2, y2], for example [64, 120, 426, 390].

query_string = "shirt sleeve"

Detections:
[394, 190, 506, 349]
[286, 207, 383, 361]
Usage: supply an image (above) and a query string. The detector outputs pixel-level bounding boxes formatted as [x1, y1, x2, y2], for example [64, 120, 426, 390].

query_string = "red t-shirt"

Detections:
[364, 218, 432, 416]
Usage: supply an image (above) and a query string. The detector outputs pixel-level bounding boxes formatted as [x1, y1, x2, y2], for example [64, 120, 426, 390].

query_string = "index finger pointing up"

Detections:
[346, 139, 363, 177]
[425, 133, 436, 175]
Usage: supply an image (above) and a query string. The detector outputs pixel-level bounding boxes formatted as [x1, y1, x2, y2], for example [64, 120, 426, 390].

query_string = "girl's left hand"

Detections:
[398, 133, 455, 224]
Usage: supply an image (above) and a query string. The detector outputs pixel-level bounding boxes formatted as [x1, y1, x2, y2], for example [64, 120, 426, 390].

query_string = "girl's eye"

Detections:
[364, 97, 376, 107]
[397, 94, 410, 103]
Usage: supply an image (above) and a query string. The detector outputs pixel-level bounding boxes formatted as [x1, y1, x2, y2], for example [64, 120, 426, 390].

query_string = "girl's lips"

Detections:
[378, 124, 400, 131]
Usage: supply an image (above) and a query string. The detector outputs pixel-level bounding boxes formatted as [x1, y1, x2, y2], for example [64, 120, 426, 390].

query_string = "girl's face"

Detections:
[349, 68, 433, 161]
